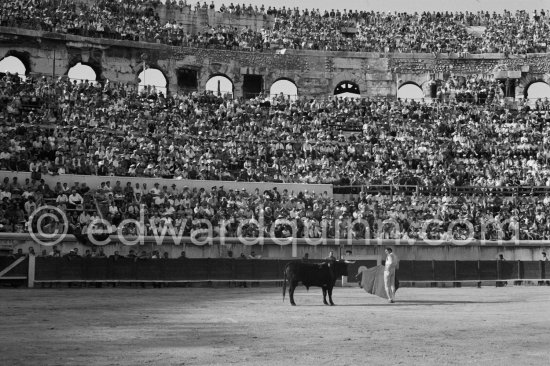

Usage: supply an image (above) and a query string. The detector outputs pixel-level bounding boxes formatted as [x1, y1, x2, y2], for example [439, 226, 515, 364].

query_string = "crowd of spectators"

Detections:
[4, 173, 550, 241]
[0, 1, 549, 53]
[0, 53, 550, 239]
[9, 244, 186, 261]
[10, 244, 261, 262]
[1, 73, 550, 189]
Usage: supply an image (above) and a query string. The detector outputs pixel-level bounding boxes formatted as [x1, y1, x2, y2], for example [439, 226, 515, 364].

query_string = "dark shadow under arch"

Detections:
[399, 81, 422, 89]
[334, 80, 360, 95]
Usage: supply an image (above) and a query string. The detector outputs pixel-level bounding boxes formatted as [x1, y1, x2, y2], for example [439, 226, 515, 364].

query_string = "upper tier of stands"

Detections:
[1, 1, 549, 53]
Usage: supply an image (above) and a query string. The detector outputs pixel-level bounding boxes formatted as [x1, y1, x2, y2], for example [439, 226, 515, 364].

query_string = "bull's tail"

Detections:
[282, 265, 287, 302]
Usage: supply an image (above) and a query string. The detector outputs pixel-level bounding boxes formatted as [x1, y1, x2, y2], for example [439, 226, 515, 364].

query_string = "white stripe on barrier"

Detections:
[28, 255, 35, 288]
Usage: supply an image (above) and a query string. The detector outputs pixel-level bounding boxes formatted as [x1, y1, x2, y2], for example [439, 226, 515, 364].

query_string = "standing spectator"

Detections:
[540, 252, 550, 286]
[497, 254, 507, 287]
[49, 245, 61, 257]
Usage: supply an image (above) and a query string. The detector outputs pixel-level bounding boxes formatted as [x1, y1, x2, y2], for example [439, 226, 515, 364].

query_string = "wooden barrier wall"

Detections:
[2, 258, 549, 286]
[33, 257, 290, 282]
[16, 258, 550, 283]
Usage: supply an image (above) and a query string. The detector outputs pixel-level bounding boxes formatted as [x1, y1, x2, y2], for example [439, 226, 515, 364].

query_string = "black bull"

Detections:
[283, 261, 350, 306]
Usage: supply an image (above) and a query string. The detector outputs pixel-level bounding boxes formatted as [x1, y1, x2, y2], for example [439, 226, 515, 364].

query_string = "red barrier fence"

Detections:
[1, 258, 549, 287]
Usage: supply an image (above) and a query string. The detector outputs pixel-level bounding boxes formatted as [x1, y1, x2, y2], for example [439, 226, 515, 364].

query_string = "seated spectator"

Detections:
[56, 192, 69, 210]
[68, 190, 84, 210]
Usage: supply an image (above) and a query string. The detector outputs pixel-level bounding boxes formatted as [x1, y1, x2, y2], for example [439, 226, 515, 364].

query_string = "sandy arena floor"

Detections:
[1, 285, 549, 366]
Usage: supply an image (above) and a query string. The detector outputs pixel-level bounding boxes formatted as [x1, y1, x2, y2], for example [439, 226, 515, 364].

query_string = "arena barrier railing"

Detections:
[0, 171, 334, 196]
[5, 232, 550, 248]
[0, 257, 547, 288]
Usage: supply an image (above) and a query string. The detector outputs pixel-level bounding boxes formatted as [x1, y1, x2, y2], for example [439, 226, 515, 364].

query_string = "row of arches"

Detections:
[0, 55, 351, 99]
[0, 55, 297, 98]
[2, 55, 550, 100]
[204, 76, 367, 99]
[397, 80, 550, 100]
[195, 75, 301, 99]
[0, 55, 170, 94]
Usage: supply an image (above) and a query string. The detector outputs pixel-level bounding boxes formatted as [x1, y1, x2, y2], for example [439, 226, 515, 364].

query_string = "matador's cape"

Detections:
[357, 265, 399, 299]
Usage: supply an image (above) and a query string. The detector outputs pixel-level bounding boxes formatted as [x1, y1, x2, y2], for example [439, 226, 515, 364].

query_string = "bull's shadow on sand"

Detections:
[299, 299, 511, 306]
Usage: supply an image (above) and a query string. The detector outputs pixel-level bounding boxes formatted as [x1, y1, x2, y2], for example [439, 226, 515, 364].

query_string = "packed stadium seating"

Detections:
[2, 3, 550, 248]
[1, 69, 550, 240]
[0, 1, 549, 53]
[1, 73, 550, 187]
[3, 166, 550, 241]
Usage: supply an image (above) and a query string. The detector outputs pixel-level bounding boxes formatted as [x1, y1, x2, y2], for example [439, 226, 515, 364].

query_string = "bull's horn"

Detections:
[344, 260, 356, 264]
